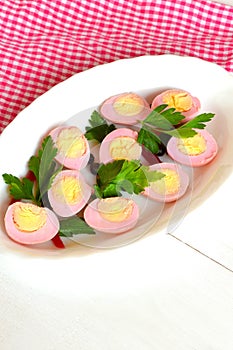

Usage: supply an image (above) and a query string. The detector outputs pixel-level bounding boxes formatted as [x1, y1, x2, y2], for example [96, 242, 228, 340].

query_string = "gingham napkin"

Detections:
[0, 0, 233, 133]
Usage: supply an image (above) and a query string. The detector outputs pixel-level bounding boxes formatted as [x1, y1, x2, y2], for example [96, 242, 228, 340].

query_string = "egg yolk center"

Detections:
[52, 176, 82, 205]
[150, 169, 180, 195]
[13, 203, 47, 232]
[163, 92, 192, 112]
[56, 127, 86, 158]
[113, 94, 144, 116]
[110, 136, 141, 160]
[178, 133, 206, 156]
[98, 198, 133, 223]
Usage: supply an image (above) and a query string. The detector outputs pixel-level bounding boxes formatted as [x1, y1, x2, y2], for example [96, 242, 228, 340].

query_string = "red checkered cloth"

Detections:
[0, 0, 233, 134]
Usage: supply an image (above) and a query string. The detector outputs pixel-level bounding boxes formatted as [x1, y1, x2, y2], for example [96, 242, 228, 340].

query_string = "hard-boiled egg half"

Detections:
[100, 92, 150, 125]
[84, 197, 139, 234]
[151, 89, 201, 123]
[49, 126, 90, 170]
[143, 162, 189, 202]
[99, 128, 142, 164]
[4, 202, 59, 245]
[167, 129, 218, 167]
[48, 169, 92, 217]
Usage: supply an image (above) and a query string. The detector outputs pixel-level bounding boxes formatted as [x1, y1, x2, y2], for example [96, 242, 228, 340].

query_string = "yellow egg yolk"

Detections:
[150, 169, 180, 195]
[110, 136, 141, 160]
[13, 203, 47, 232]
[178, 133, 206, 155]
[113, 94, 144, 116]
[163, 92, 192, 112]
[56, 127, 86, 158]
[52, 176, 82, 205]
[98, 198, 133, 222]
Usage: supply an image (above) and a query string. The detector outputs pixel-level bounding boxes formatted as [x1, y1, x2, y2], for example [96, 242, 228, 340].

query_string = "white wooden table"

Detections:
[1, 229, 233, 350]
[214, 0, 233, 5]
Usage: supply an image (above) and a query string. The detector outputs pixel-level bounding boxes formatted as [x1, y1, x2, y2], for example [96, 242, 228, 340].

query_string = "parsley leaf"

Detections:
[59, 216, 95, 237]
[28, 136, 62, 200]
[140, 165, 165, 183]
[85, 110, 116, 143]
[2, 174, 34, 201]
[38, 136, 58, 180]
[113, 160, 145, 195]
[137, 126, 161, 154]
[28, 156, 40, 184]
[165, 128, 197, 138]
[85, 124, 116, 143]
[96, 159, 125, 187]
[95, 159, 164, 198]
[166, 113, 215, 138]
[179, 113, 215, 130]
[3, 135, 62, 205]
[86, 110, 107, 128]
[143, 104, 185, 129]
[137, 105, 186, 154]
[138, 106, 215, 152]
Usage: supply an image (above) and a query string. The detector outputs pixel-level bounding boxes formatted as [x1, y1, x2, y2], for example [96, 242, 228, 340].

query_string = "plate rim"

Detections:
[1, 53, 233, 256]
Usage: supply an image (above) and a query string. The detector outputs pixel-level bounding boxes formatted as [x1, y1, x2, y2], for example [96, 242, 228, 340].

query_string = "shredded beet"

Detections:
[51, 234, 65, 249]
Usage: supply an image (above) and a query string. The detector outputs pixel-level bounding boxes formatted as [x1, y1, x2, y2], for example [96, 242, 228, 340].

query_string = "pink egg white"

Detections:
[99, 128, 142, 164]
[48, 169, 92, 217]
[84, 197, 139, 234]
[143, 162, 189, 202]
[167, 129, 218, 167]
[100, 92, 150, 125]
[4, 202, 60, 245]
[49, 126, 90, 170]
[151, 89, 201, 123]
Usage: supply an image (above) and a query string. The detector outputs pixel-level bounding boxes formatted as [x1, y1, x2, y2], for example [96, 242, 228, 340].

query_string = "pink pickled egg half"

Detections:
[100, 92, 150, 125]
[167, 129, 218, 167]
[84, 197, 139, 234]
[48, 169, 92, 217]
[143, 162, 189, 202]
[151, 89, 201, 123]
[49, 126, 90, 170]
[99, 128, 142, 164]
[4, 202, 59, 245]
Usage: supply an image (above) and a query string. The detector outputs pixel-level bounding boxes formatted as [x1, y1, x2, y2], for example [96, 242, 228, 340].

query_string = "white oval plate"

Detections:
[1, 54, 233, 256]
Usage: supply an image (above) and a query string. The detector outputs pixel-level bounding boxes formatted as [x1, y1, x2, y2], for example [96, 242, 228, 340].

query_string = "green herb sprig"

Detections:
[85, 110, 116, 143]
[2, 135, 95, 238]
[28, 136, 62, 202]
[2, 174, 35, 202]
[84, 105, 215, 156]
[137, 105, 215, 153]
[94, 159, 164, 198]
[59, 217, 95, 237]
[2, 136, 60, 206]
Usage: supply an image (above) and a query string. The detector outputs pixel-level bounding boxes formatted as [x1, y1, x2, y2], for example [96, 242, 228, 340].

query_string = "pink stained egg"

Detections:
[151, 89, 201, 123]
[143, 162, 189, 203]
[84, 197, 139, 234]
[4, 202, 60, 245]
[48, 169, 92, 217]
[100, 92, 151, 125]
[167, 129, 218, 167]
[49, 126, 90, 170]
[99, 128, 142, 164]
